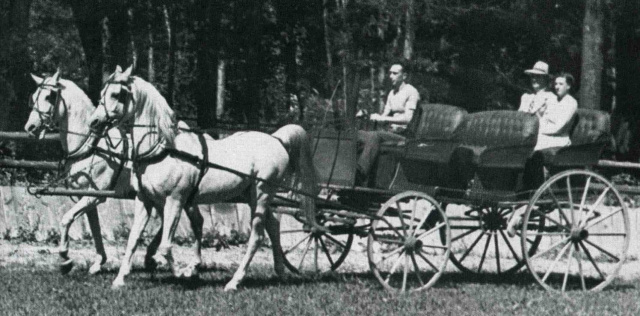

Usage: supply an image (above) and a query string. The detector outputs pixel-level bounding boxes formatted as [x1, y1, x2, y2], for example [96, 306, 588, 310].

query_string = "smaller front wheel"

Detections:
[368, 191, 451, 293]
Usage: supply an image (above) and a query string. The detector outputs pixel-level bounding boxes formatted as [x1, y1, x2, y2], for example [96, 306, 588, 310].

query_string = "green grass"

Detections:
[0, 265, 638, 315]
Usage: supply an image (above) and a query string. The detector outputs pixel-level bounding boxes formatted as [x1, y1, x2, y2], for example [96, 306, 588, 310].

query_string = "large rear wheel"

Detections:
[522, 170, 630, 293]
[368, 191, 450, 293]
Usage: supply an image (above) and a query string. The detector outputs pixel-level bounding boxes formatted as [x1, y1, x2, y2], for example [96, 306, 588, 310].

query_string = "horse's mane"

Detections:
[130, 77, 177, 146]
[57, 79, 93, 110]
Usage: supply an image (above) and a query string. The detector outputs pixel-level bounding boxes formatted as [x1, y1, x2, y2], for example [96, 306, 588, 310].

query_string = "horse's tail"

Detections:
[273, 124, 319, 227]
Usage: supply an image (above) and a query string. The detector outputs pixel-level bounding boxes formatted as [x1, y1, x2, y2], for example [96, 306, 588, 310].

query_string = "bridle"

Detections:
[29, 82, 66, 130]
[97, 79, 133, 126]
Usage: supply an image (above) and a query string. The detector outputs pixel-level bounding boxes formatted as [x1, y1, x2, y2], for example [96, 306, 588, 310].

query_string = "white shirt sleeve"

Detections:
[539, 97, 578, 135]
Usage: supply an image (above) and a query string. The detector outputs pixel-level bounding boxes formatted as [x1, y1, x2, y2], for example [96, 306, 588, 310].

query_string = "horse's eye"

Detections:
[45, 92, 57, 103]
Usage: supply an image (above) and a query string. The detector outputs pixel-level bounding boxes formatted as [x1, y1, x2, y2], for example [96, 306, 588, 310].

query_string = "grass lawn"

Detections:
[0, 263, 638, 316]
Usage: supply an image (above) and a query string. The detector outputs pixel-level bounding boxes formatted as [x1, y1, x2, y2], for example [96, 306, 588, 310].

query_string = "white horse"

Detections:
[89, 65, 322, 291]
[24, 71, 204, 278]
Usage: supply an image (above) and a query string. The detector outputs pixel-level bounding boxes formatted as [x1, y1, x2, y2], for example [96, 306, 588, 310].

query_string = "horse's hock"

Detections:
[0, 186, 252, 242]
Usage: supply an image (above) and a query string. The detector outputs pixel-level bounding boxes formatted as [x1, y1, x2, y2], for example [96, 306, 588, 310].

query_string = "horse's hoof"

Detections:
[88, 263, 102, 275]
[223, 283, 238, 292]
[111, 279, 125, 289]
[59, 259, 74, 275]
[144, 256, 158, 272]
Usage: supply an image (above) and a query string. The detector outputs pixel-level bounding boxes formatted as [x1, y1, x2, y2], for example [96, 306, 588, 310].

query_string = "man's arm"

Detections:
[372, 88, 418, 125]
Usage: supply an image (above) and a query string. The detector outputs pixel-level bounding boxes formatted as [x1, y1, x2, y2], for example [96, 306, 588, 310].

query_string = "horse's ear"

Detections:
[31, 74, 44, 85]
[115, 65, 123, 73]
[123, 65, 133, 77]
[51, 68, 61, 83]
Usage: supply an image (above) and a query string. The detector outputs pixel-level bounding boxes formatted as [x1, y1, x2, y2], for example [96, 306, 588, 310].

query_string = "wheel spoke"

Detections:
[371, 236, 405, 244]
[313, 238, 319, 273]
[421, 244, 449, 250]
[530, 237, 570, 260]
[377, 245, 405, 265]
[561, 244, 575, 293]
[459, 232, 485, 263]
[578, 176, 592, 225]
[580, 187, 610, 228]
[584, 208, 623, 230]
[541, 241, 572, 283]
[494, 232, 501, 274]
[402, 253, 409, 292]
[477, 234, 492, 273]
[378, 217, 405, 240]
[411, 254, 425, 287]
[396, 202, 409, 237]
[297, 236, 314, 271]
[532, 208, 571, 232]
[284, 234, 311, 255]
[498, 230, 521, 262]
[281, 229, 310, 234]
[417, 251, 439, 272]
[384, 252, 405, 285]
[582, 239, 620, 262]
[545, 185, 571, 225]
[415, 222, 446, 240]
[587, 232, 627, 237]
[578, 241, 606, 280]
[451, 227, 480, 243]
[324, 233, 348, 250]
[318, 237, 335, 267]
[575, 243, 586, 291]
[412, 206, 435, 237]
[566, 176, 575, 226]
[409, 198, 418, 235]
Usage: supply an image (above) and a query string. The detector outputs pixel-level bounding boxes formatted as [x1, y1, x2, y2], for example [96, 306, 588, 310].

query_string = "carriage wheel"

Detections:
[522, 170, 630, 293]
[276, 207, 354, 274]
[368, 191, 450, 293]
[445, 205, 544, 275]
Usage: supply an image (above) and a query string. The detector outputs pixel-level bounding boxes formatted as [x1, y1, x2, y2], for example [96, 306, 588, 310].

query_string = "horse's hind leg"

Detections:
[86, 206, 107, 274]
[225, 186, 268, 292]
[57, 197, 100, 274]
[112, 197, 152, 289]
[182, 205, 204, 277]
[143, 223, 162, 271]
[264, 203, 284, 277]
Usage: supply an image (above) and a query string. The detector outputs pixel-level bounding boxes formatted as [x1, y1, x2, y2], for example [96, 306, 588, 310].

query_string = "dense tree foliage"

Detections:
[1, 0, 639, 160]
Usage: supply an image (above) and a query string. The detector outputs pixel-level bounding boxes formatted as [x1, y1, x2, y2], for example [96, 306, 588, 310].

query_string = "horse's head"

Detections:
[25, 70, 64, 139]
[90, 65, 134, 133]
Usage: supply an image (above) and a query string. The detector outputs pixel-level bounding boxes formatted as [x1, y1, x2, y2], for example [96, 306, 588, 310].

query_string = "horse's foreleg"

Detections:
[152, 197, 183, 276]
[85, 206, 107, 274]
[225, 187, 265, 292]
[57, 197, 99, 274]
[112, 197, 152, 289]
[183, 205, 204, 277]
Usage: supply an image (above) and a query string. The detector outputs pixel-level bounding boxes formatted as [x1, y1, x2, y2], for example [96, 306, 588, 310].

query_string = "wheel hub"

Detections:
[481, 210, 505, 232]
[570, 228, 589, 242]
[404, 236, 423, 253]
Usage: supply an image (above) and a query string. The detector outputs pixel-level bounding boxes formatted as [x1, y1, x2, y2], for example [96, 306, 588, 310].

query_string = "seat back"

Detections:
[570, 108, 610, 146]
[310, 128, 357, 187]
[413, 103, 467, 140]
[457, 110, 538, 149]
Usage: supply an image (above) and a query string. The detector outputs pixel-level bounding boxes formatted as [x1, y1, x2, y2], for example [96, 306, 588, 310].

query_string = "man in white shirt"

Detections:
[357, 61, 420, 185]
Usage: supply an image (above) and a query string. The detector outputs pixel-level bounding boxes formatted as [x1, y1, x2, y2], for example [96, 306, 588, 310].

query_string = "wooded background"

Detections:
[1, 0, 640, 161]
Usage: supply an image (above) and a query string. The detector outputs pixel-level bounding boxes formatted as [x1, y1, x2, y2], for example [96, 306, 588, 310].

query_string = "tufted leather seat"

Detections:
[396, 104, 468, 188]
[539, 109, 610, 167]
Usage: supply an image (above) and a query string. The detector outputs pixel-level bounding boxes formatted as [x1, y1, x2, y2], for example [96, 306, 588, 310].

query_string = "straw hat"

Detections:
[524, 61, 550, 76]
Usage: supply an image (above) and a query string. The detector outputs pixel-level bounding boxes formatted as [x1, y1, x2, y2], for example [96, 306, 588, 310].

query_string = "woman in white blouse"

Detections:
[534, 73, 578, 150]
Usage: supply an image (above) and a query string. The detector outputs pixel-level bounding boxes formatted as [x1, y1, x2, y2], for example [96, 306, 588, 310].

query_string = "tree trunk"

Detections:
[403, 0, 414, 61]
[194, 0, 218, 129]
[612, 0, 640, 161]
[127, 7, 137, 69]
[216, 59, 226, 119]
[323, 0, 334, 90]
[0, 0, 34, 131]
[147, 0, 155, 83]
[163, 4, 176, 106]
[579, 0, 605, 110]
[105, 3, 131, 71]
[69, 0, 104, 104]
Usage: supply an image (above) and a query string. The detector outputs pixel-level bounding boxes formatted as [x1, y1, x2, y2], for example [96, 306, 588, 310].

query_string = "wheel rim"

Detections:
[445, 205, 543, 275]
[522, 170, 630, 293]
[277, 208, 354, 274]
[368, 191, 451, 293]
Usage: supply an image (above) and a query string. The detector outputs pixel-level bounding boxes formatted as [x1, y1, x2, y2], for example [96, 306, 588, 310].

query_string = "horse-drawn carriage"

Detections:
[276, 102, 629, 294]
[25, 69, 629, 295]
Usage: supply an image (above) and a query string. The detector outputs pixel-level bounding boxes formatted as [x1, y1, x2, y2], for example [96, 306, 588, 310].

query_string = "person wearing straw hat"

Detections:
[518, 61, 556, 116]
[356, 61, 420, 185]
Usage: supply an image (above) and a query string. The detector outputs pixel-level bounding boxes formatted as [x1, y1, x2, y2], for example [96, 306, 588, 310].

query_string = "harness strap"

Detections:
[185, 133, 209, 206]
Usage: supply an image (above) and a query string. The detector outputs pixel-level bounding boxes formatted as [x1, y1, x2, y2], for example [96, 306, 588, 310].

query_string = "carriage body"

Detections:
[279, 102, 629, 294]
